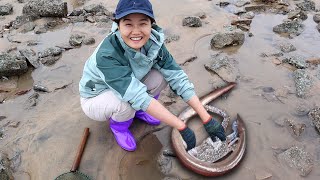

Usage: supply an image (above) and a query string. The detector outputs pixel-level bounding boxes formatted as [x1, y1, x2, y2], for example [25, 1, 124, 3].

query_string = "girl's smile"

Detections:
[118, 13, 152, 51]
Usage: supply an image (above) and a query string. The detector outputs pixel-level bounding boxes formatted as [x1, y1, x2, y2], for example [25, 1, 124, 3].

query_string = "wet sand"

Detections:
[1, 0, 320, 179]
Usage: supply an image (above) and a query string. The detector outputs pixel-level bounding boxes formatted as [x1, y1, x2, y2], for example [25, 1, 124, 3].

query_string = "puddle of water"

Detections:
[119, 134, 164, 180]
[187, 12, 320, 179]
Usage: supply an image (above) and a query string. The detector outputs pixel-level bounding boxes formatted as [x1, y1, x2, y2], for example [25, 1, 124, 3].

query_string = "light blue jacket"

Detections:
[79, 23, 195, 111]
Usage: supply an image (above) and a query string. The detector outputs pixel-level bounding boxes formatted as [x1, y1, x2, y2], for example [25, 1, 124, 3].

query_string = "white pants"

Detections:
[80, 69, 168, 122]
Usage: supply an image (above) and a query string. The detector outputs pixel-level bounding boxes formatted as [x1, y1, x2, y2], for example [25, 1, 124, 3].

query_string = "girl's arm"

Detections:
[146, 98, 185, 129]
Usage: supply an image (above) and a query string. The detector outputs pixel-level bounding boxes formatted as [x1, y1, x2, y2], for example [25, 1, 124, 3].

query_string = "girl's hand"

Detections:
[179, 127, 196, 151]
[203, 118, 226, 141]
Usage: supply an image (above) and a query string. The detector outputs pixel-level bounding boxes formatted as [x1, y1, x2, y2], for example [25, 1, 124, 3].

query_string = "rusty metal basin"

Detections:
[171, 83, 246, 176]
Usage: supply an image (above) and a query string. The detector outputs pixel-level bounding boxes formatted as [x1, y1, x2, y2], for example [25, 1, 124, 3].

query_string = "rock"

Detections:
[22, 0, 68, 17]
[12, 15, 38, 29]
[95, 15, 110, 23]
[38, 47, 62, 58]
[157, 154, 172, 175]
[306, 57, 320, 65]
[39, 56, 60, 65]
[18, 0, 27, 3]
[278, 0, 290, 6]
[293, 102, 311, 116]
[240, 11, 255, 19]
[308, 108, 320, 132]
[84, 4, 106, 14]
[262, 87, 275, 93]
[273, 19, 304, 37]
[34, 25, 47, 34]
[287, 10, 308, 21]
[282, 55, 306, 69]
[83, 37, 95, 45]
[245, 5, 269, 12]
[278, 146, 313, 176]
[210, 30, 245, 48]
[0, 151, 14, 180]
[285, 118, 306, 138]
[313, 13, 320, 23]
[26, 40, 38, 46]
[26, 92, 39, 107]
[0, 53, 28, 77]
[69, 34, 85, 46]
[195, 12, 206, 19]
[235, 0, 251, 7]
[204, 54, 239, 82]
[296, 0, 315, 11]
[182, 16, 202, 27]
[68, 16, 86, 23]
[279, 42, 296, 53]
[317, 24, 320, 32]
[293, 69, 312, 98]
[38, 47, 62, 65]
[20, 22, 36, 33]
[19, 49, 39, 68]
[0, 4, 13, 16]
[165, 34, 180, 43]
[86, 16, 95, 23]
[218, 1, 230, 7]
[69, 9, 85, 16]
[231, 19, 252, 26]
[45, 20, 60, 29]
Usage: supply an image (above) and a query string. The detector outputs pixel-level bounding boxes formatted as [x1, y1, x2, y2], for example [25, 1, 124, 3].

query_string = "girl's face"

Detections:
[118, 13, 152, 51]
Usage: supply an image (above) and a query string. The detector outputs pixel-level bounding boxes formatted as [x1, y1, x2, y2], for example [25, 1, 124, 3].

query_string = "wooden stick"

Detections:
[70, 128, 90, 172]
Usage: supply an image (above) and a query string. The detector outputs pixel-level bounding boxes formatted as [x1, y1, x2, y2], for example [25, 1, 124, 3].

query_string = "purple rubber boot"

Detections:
[109, 118, 136, 151]
[135, 94, 161, 126]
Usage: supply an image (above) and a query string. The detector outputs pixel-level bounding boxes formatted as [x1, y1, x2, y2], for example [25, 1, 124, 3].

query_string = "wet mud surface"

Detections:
[1, 0, 320, 179]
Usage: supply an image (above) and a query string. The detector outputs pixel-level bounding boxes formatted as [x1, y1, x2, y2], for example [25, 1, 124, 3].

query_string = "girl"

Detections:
[79, 0, 226, 151]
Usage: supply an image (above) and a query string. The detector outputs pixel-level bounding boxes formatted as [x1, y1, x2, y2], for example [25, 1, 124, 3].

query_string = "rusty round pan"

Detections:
[171, 83, 246, 176]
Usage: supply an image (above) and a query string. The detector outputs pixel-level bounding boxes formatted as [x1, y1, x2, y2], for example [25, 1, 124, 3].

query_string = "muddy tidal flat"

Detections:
[1, 0, 320, 179]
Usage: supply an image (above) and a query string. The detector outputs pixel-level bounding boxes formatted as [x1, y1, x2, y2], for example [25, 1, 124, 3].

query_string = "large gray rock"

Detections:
[38, 47, 62, 65]
[69, 34, 85, 46]
[296, 0, 315, 11]
[314, 14, 320, 23]
[210, 30, 245, 48]
[182, 16, 202, 27]
[287, 10, 308, 21]
[0, 53, 28, 77]
[293, 69, 312, 98]
[22, 0, 67, 17]
[204, 54, 239, 82]
[83, 4, 106, 14]
[273, 19, 304, 37]
[12, 15, 38, 29]
[308, 108, 320, 132]
[278, 146, 313, 176]
[282, 55, 306, 68]
[0, 4, 13, 16]
[279, 42, 296, 53]
[0, 152, 13, 180]
[19, 49, 40, 68]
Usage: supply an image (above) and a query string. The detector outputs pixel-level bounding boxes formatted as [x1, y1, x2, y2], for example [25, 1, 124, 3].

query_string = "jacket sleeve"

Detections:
[95, 51, 152, 111]
[153, 45, 196, 102]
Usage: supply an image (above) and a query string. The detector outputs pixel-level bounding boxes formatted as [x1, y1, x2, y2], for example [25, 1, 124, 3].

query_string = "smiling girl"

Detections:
[79, 0, 226, 151]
